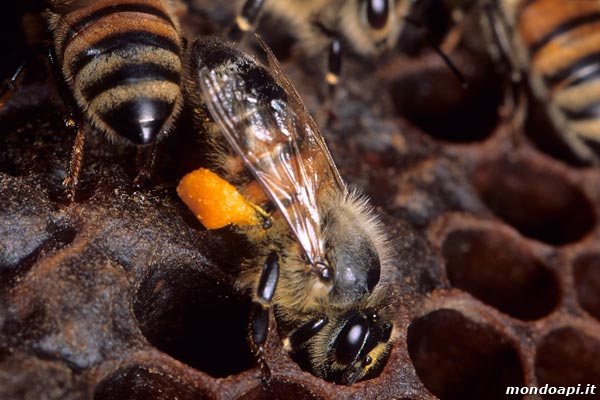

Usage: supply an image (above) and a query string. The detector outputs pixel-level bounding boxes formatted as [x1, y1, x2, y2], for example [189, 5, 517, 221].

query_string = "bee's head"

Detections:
[287, 309, 394, 385]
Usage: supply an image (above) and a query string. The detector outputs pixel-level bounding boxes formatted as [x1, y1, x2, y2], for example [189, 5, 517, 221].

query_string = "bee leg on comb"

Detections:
[228, 0, 265, 42]
[64, 124, 86, 202]
[250, 250, 279, 382]
[0, 62, 26, 111]
[47, 46, 86, 202]
[133, 143, 156, 190]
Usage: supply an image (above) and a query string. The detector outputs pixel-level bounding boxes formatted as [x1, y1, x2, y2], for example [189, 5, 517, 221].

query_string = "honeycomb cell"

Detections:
[573, 253, 600, 321]
[93, 365, 211, 400]
[442, 228, 559, 320]
[535, 327, 600, 398]
[133, 262, 255, 378]
[471, 158, 595, 245]
[390, 51, 502, 143]
[407, 309, 524, 400]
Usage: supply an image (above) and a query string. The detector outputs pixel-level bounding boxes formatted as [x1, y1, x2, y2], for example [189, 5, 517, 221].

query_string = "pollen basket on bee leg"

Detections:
[177, 168, 267, 229]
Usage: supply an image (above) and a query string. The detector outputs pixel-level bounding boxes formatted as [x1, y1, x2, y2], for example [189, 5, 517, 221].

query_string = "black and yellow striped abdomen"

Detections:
[49, 0, 183, 145]
[516, 0, 600, 161]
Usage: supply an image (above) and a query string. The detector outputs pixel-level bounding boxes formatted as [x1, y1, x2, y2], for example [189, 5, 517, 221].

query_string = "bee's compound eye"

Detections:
[334, 314, 368, 365]
[366, 0, 389, 30]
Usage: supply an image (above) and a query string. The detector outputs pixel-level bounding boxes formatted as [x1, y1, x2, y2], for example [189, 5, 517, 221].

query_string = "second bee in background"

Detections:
[10, 0, 185, 199]
[470, 0, 600, 164]
[227, 0, 416, 93]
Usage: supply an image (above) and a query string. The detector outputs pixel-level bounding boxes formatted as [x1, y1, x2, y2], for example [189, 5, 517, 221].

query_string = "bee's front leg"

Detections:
[250, 250, 279, 382]
[326, 38, 342, 99]
[316, 37, 342, 126]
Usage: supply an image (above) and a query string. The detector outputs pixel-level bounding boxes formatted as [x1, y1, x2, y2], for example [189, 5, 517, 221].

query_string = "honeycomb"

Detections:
[1, 2, 600, 399]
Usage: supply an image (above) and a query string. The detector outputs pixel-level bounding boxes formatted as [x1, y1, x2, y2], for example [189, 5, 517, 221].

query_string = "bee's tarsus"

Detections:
[64, 124, 86, 203]
[250, 304, 271, 379]
[259, 351, 272, 384]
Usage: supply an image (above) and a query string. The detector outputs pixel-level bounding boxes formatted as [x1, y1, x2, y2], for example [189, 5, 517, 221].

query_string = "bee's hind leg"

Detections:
[250, 250, 279, 382]
[228, 0, 265, 42]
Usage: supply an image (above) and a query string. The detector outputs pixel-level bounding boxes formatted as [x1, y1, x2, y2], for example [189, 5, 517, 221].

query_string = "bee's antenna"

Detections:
[403, 16, 467, 88]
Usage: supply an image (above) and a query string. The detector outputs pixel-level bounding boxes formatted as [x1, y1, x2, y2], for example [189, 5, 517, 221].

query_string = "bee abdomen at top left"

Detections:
[48, 0, 183, 145]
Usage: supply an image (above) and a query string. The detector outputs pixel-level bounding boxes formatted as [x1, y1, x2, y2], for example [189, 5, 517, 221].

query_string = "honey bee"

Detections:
[228, 0, 415, 90]
[178, 36, 394, 384]
[5, 0, 185, 198]
[474, 0, 600, 164]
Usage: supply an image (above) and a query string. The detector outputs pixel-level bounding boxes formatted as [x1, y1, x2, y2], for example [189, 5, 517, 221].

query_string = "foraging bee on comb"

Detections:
[178, 35, 395, 384]
[469, 0, 600, 164]
[1, 0, 185, 199]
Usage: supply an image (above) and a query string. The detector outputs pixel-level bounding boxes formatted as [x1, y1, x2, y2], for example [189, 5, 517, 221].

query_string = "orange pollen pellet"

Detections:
[177, 168, 264, 229]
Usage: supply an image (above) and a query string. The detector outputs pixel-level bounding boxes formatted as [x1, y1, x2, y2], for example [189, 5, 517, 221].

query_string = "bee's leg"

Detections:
[228, 0, 265, 42]
[282, 315, 328, 352]
[481, 0, 525, 133]
[47, 46, 86, 202]
[317, 37, 342, 126]
[64, 124, 86, 202]
[507, 74, 526, 134]
[0, 62, 26, 111]
[326, 38, 342, 98]
[133, 143, 156, 190]
[250, 250, 279, 382]
[403, 17, 466, 88]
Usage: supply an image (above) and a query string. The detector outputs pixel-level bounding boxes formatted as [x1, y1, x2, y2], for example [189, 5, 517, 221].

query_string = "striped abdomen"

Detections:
[49, 0, 183, 145]
[516, 0, 600, 162]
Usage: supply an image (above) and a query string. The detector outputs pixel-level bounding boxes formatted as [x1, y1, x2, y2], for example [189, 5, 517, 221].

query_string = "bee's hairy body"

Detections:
[185, 37, 394, 385]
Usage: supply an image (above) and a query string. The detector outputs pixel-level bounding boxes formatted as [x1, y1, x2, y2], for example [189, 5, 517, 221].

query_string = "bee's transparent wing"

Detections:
[197, 40, 345, 265]
[256, 35, 345, 192]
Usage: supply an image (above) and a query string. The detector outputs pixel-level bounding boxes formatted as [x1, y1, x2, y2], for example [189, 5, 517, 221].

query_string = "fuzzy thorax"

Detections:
[236, 188, 391, 314]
